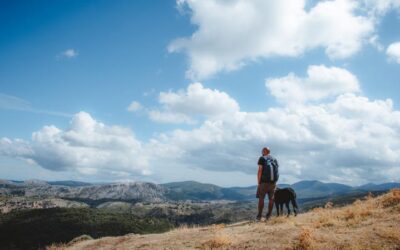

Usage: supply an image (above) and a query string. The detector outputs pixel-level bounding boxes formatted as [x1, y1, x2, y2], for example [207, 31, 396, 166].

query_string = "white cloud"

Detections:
[148, 83, 239, 124]
[362, 0, 400, 16]
[127, 101, 143, 112]
[368, 35, 384, 51]
[0, 112, 150, 177]
[144, 66, 400, 185]
[58, 49, 78, 59]
[169, 0, 374, 80]
[386, 42, 400, 63]
[266, 65, 360, 105]
[1, 69, 400, 185]
[150, 92, 400, 185]
[148, 110, 195, 124]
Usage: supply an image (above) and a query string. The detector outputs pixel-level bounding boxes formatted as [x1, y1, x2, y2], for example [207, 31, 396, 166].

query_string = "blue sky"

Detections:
[1, 0, 400, 187]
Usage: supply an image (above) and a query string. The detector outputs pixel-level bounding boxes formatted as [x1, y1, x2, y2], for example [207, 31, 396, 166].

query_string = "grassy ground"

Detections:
[49, 189, 400, 250]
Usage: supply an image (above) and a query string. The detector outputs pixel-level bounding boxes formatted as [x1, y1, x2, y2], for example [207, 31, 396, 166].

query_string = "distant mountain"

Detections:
[1, 179, 399, 203]
[162, 181, 226, 200]
[161, 180, 400, 201]
[357, 182, 400, 191]
[48, 182, 165, 203]
[291, 180, 353, 199]
[47, 180, 92, 187]
[23, 179, 49, 186]
[1, 180, 166, 203]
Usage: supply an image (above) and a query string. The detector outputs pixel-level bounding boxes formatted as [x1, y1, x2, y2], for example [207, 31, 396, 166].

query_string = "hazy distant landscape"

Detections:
[1, 179, 399, 249]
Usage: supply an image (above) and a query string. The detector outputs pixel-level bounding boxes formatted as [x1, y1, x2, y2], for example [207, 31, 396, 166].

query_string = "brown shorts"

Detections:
[257, 182, 276, 200]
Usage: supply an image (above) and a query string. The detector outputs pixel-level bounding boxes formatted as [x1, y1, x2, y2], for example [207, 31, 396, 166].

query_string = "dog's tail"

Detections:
[288, 187, 296, 198]
[289, 188, 298, 209]
[291, 197, 298, 209]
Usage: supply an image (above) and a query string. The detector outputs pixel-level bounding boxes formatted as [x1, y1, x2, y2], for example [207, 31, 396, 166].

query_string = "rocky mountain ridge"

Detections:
[1, 179, 400, 204]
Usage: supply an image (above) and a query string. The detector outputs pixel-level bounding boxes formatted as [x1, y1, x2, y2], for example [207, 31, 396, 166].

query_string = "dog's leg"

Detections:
[275, 202, 280, 216]
[279, 203, 283, 215]
[285, 202, 291, 216]
[291, 197, 298, 216]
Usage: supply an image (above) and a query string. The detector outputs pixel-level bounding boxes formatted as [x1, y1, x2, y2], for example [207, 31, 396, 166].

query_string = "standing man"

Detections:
[256, 147, 279, 221]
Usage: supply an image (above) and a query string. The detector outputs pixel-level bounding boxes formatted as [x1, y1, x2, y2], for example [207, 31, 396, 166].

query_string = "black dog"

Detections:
[274, 187, 298, 216]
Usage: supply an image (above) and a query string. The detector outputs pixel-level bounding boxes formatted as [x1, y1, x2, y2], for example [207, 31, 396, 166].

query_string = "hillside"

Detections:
[2, 179, 400, 205]
[0, 208, 172, 250]
[49, 189, 400, 250]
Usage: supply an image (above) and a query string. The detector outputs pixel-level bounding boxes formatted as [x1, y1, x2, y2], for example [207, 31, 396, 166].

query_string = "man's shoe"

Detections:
[265, 213, 271, 220]
[256, 215, 262, 221]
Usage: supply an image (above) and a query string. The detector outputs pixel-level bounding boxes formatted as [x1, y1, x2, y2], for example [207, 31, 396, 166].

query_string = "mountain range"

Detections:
[1, 179, 399, 203]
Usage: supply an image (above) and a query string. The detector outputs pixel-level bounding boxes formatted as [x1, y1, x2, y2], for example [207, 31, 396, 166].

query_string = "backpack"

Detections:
[261, 155, 279, 183]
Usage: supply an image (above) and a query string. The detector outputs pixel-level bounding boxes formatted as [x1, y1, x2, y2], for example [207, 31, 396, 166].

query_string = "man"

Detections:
[256, 147, 279, 221]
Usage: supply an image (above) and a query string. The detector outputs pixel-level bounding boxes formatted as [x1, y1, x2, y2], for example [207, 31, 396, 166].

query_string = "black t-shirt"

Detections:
[257, 156, 265, 166]
[258, 155, 279, 183]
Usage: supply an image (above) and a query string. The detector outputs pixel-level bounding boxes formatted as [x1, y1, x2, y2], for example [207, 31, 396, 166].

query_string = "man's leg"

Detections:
[257, 183, 266, 220]
[266, 198, 274, 219]
[257, 197, 264, 219]
[265, 184, 276, 219]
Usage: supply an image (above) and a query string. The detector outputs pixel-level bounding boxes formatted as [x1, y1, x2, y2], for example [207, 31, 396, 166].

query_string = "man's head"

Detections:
[262, 147, 270, 156]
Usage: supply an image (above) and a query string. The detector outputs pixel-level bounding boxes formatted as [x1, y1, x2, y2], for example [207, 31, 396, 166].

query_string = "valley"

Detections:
[1, 179, 399, 249]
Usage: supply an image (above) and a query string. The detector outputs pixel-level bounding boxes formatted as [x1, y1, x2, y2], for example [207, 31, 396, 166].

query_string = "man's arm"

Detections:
[257, 165, 263, 184]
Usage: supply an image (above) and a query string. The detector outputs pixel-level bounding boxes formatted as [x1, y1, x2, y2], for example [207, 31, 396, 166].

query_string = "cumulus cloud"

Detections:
[266, 65, 360, 105]
[148, 110, 195, 124]
[386, 42, 400, 63]
[169, 0, 374, 79]
[362, 0, 400, 16]
[150, 93, 400, 184]
[127, 101, 143, 112]
[1, 70, 400, 185]
[0, 112, 150, 177]
[57, 49, 78, 59]
[148, 83, 239, 124]
[144, 66, 400, 184]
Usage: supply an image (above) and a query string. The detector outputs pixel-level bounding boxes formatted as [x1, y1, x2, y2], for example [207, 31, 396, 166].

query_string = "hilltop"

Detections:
[48, 189, 400, 250]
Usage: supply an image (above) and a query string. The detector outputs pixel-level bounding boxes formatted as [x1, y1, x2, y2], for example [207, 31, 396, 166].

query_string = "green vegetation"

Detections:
[0, 207, 173, 250]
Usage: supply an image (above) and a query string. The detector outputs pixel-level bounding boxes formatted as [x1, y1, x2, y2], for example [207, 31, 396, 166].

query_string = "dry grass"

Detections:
[375, 226, 400, 245]
[378, 188, 400, 208]
[46, 243, 67, 250]
[169, 223, 200, 233]
[201, 223, 231, 249]
[324, 201, 333, 209]
[50, 189, 400, 250]
[292, 228, 315, 250]
[46, 235, 93, 250]
[201, 233, 232, 249]
[211, 223, 226, 230]
[269, 215, 291, 225]
[66, 235, 93, 246]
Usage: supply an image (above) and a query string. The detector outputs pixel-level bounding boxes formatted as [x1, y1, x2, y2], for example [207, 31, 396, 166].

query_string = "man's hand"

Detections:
[257, 165, 263, 185]
[256, 185, 260, 198]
